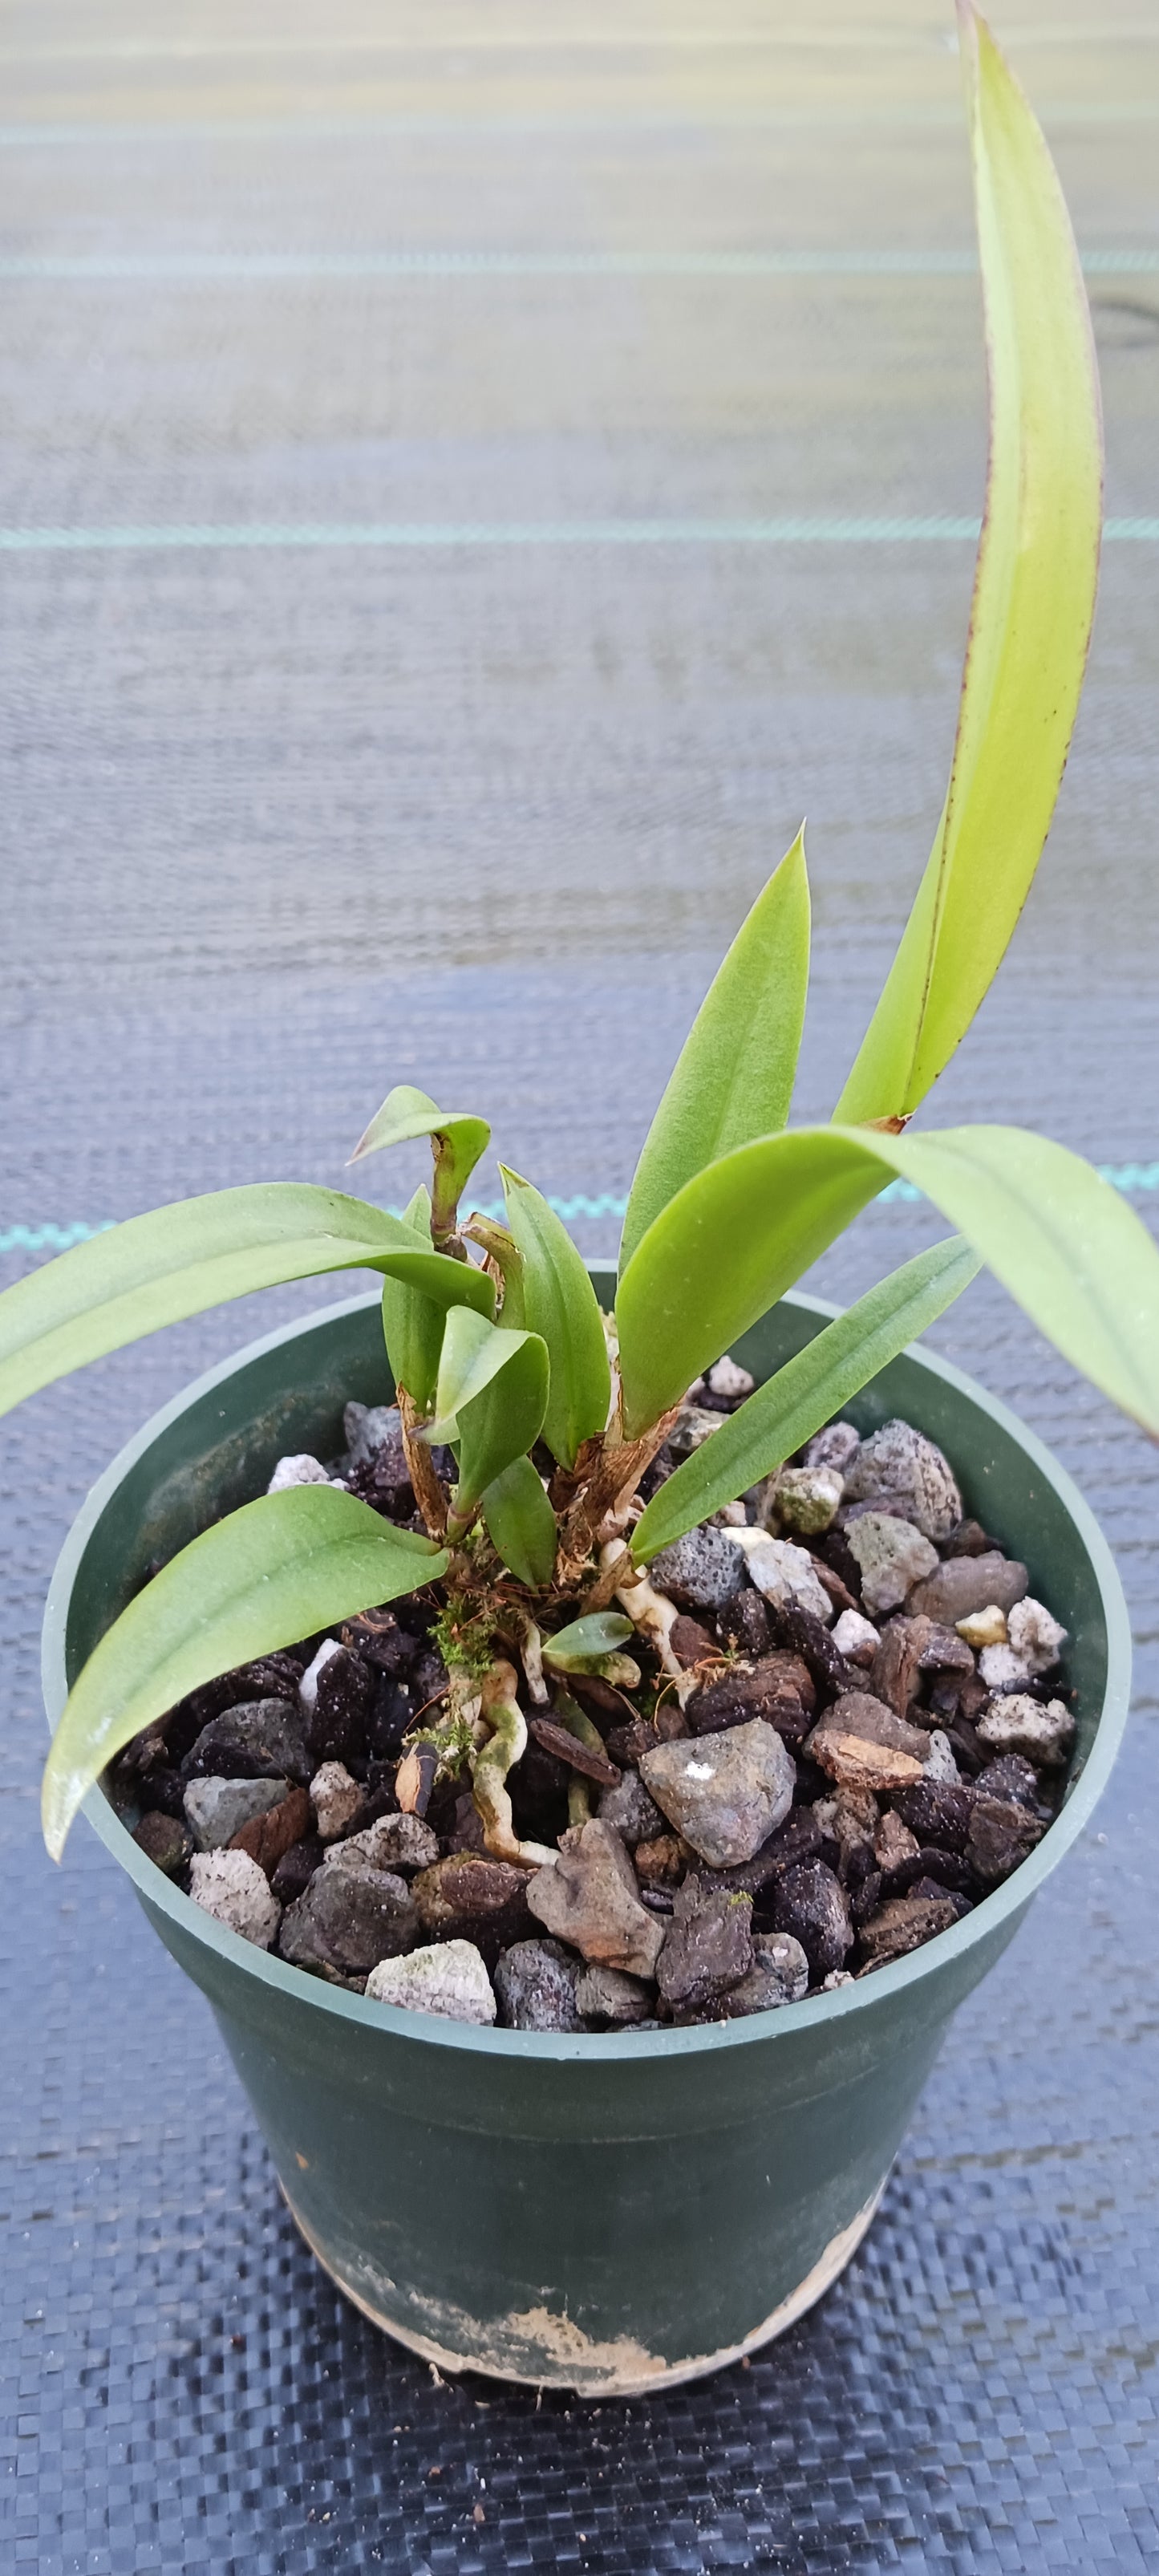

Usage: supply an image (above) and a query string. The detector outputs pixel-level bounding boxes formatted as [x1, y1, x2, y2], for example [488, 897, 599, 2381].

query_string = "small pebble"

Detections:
[804, 1422, 861, 1475]
[772, 1860, 853, 1979]
[648, 1526, 747, 1613]
[844, 1513, 939, 1617]
[365, 1940, 496, 2026]
[956, 1604, 1008, 1649]
[977, 1694, 1075, 1769]
[831, 1609, 880, 1667]
[737, 1534, 835, 1625]
[707, 1355, 755, 1402]
[641, 1721, 796, 1869]
[337, 1813, 440, 1873]
[843, 1418, 962, 1541]
[770, 1466, 845, 1536]
[574, 1964, 654, 2026]
[342, 1400, 403, 1467]
[266, 1454, 335, 1492]
[495, 1937, 586, 2031]
[183, 1775, 290, 1852]
[1007, 1596, 1068, 1675]
[189, 1849, 281, 1949]
[132, 1811, 192, 1877]
[922, 1730, 961, 1785]
[527, 1821, 663, 1978]
[310, 1761, 365, 1840]
[907, 1552, 1028, 1625]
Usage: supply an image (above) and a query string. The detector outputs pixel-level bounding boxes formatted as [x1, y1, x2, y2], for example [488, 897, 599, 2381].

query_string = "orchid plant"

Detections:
[5, 8, 1158, 1867]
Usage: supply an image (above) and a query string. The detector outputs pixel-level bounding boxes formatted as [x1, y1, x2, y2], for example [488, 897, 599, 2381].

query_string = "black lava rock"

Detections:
[717, 1590, 773, 1659]
[493, 1938, 585, 2033]
[891, 1778, 974, 1850]
[270, 1835, 326, 1904]
[772, 1860, 853, 1978]
[132, 1811, 192, 1877]
[305, 1645, 374, 1770]
[182, 1697, 313, 1787]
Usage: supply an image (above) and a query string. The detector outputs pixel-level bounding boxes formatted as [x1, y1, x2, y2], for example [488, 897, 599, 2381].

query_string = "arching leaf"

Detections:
[500, 1166, 610, 1466]
[43, 1488, 448, 1861]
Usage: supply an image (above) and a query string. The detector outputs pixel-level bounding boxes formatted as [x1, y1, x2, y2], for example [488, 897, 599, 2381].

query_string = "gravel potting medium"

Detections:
[3, 0, 1159, 2564]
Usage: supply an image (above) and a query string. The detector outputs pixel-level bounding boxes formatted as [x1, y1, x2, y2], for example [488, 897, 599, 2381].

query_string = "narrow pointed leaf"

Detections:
[542, 1613, 634, 1670]
[42, 1488, 448, 1861]
[621, 827, 810, 1271]
[0, 1184, 473, 1422]
[481, 1456, 558, 1588]
[380, 1184, 446, 1411]
[349, 1082, 490, 1233]
[617, 1122, 1159, 1442]
[631, 1237, 982, 1563]
[500, 1165, 610, 1466]
[834, 7, 1102, 1125]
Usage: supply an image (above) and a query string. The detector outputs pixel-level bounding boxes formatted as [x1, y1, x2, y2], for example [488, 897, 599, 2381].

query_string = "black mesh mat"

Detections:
[3, 3, 1159, 2568]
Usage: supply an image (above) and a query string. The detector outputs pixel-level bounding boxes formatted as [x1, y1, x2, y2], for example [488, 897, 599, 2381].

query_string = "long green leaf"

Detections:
[380, 1183, 446, 1411]
[481, 1455, 558, 1588]
[620, 826, 810, 1271]
[0, 1184, 482, 1422]
[43, 1488, 448, 1861]
[349, 1083, 490, 1236]
[833, 7, 1102, 1125]
[500, 1166, 611, 1467]
[630, 1237, 982, 1562]
[617, 1121, 1159, 1442]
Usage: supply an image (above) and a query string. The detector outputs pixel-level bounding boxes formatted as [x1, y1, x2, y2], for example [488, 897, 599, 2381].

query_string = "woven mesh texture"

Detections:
[2, 2, 1159, 2566]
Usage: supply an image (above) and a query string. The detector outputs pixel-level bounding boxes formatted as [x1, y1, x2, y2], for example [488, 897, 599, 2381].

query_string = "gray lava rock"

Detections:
[647, 1527, 747, 1613]
[843, 1418, 962, 1541]
[494, 1937, 585, 2032]
[718, 1930, 811, 2016]
[574, 1964, 654, 2026]
[641, 1719, 796, 1869]
[597, 1773, 666, 1847]
[906, 1552, 1028, 1625]
[365, 1939, 496, 2025]
[183, 1697, 312, 1787]
[526, 1821, 663, 1978]
[656, 1876, 754, 2014]
[279, 1856, 417, 1978]
[189, 1848, 281, 1949]
[338, 1813, 440, 1873]
[844, 1514, 939, 1617]
[132, 1810, 192, 1877]
[771, 1861, 853, 1979]
[976, 1694, 1075, 1769]
[183, 1775, 290, 1851]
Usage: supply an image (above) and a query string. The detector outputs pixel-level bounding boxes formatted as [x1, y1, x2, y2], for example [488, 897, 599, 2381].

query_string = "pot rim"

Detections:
[43, 1284, 1133, 2065]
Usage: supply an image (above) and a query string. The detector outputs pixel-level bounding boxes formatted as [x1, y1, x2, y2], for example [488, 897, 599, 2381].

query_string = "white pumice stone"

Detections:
[977, 1694, 1076, 1769]
[189, 1849, 281, 1949]
[979, 1643, 1031, 1693]
[707, 1354, 756, 1401]
[831, 1609, 881, 1666]
[310, 1761, 364, 1840]
[730, 1529, 834, 1625]
[298, 1637, 344, 1712]
[1007, 1596, 1068, 1675]
[365, 1940, 497, 2026]
[956, 1604, 1008, 1649]
[266, 1453, 332, 1493]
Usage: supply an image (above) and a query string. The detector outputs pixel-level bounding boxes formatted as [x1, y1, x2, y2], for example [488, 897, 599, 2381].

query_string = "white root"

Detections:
[470, 1660, 557, 1868]
[598, 1541, 697, 1703]
[520, 1619, 549, 1706]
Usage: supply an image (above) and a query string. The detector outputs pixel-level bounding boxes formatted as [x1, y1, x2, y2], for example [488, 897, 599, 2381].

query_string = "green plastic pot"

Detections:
[43, 1279, 1131, 2395]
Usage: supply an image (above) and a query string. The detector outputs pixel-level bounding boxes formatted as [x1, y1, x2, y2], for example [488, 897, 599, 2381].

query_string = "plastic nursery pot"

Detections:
[43, 1279, 1131, 2397]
